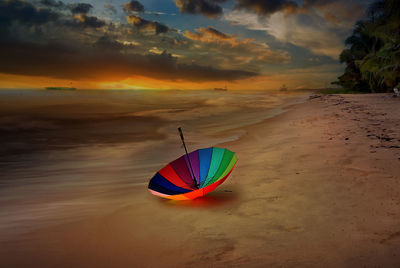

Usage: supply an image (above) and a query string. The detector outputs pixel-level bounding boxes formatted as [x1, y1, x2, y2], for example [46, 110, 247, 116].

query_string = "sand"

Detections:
[1, 93, 400, 267]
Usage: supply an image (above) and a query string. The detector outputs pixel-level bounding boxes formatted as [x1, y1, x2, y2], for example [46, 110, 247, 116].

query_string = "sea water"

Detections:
[0, 89, 307, 239]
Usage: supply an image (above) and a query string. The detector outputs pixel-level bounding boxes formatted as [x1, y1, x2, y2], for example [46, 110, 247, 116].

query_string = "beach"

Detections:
[1, 91, 400, 267]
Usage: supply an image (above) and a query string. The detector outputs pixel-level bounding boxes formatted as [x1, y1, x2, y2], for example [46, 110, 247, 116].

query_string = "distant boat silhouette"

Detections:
[280, 84, 288, 91]
[46, 82, 76, 90]
[214, 83, 228, 91]
[46, 87, 76, 90]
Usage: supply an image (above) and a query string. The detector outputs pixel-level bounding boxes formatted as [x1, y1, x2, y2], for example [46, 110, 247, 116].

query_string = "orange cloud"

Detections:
[1, 61, 339, 91]
[185, 27, 252, 47]
[126, 15, 169, 34]
[184, 27, 290, 65]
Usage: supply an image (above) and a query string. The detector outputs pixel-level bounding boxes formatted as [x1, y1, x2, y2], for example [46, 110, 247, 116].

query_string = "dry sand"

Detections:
[1, 94, 400, 267]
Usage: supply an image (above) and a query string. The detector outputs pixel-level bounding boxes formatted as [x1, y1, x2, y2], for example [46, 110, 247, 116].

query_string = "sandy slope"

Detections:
[1, 94, 400, 267]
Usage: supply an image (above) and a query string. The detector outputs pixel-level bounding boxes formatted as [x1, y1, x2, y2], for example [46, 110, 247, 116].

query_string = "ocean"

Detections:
[0, 89, 307, 239]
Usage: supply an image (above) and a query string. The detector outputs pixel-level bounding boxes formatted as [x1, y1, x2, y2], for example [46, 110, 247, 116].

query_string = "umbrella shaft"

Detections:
[178, 128, 198, 188]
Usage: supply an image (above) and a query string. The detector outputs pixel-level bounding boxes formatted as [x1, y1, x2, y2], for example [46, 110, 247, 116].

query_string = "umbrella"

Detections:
[148, 128, 238, 200]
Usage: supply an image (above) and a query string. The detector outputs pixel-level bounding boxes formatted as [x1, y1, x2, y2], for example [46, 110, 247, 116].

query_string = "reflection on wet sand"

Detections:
[158, 191, 239, 208]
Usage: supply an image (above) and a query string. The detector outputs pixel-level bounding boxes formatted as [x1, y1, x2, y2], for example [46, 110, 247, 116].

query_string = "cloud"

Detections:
[40, 0, 113, 18]
[224, 9, 268, 30]
[126, 15, 169, 34]
[0, 0, 106, 32]
[223, 1, 366, 60]
[72, 14, 106, 28]
[265, 12, 344, 58]
[184, 27, 290, 66]
[70, 3, 93, 14]
[184, 27, 237, 45]
[123, 0, 145, 13]
[104, 4, 117, 15]
[94, 35, 128, 51]
[40, 0, 66, 8]
[0, 0, 260, 84]
[0, 38, 256, 82]
[234, 0, 364, 19]
[199, 26, 232, 39]
[309, 1, 365, 28]
[0, 0, 59, 28]
[233, 0, 366, 27]
[235, 0, 299, 16]
[174, 0, 228, 18]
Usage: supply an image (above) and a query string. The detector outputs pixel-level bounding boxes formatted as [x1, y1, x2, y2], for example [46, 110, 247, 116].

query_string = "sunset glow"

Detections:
[0, 0, 373, 90]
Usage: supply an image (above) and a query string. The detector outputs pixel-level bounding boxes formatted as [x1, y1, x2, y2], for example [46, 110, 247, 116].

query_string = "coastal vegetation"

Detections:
[333, 0, 400, 93]
[317, 88, 368, 94]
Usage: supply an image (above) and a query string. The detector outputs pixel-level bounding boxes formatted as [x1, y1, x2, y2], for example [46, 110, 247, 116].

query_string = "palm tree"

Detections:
[334, 0, 400, 92]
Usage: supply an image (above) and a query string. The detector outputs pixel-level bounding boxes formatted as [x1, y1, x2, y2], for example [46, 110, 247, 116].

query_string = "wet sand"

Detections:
[1, 94, 400, 267]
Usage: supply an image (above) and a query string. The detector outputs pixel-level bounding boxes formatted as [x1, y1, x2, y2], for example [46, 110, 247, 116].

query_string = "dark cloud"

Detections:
[0, 0, 105, 40]
[174, 0, 228, 18]
[302, 0, 335, 8]
[126, 15, 169, 34]
[0, 0, 257, 83]
[40, 0, 66, 8]
[235, 0, 299, 15]
[0, 0, 59, 27]
[77, 14, 106, 28]
[173, 0, 349, 18]
[57, 14, 106, 29]
[233, 0, 351, 17]
[94, 35, 132, 51]
[0, 39, 256, 81]
[70, 3, 93, 14]
[123, 0, 145, 13]
[40, 1, 99, 16]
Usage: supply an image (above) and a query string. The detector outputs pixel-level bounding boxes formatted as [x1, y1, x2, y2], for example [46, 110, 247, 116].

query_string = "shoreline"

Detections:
[1, 93, 400, 267]
[202, 93, 310, 150]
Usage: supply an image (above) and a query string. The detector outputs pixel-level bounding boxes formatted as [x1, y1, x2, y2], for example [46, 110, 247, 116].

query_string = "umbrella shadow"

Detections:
[158, 191, 238, 208]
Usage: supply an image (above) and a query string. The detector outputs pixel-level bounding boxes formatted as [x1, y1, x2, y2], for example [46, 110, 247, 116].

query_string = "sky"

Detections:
[0, 0, 374, 90]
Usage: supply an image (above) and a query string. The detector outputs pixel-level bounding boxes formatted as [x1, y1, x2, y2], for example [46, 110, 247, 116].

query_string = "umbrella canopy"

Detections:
[148, 147, 238, 200]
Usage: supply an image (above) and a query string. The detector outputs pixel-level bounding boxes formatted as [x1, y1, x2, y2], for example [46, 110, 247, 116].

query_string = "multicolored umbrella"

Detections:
[148, 128, 238, 200]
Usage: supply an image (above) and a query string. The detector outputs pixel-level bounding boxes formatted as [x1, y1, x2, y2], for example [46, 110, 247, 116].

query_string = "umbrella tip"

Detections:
[178, 127, 184, 141]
